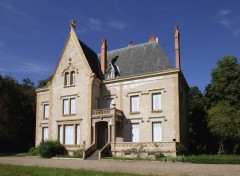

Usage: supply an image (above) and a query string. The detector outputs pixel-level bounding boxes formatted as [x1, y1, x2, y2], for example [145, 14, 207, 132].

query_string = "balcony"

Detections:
[92, 108, 122, 118]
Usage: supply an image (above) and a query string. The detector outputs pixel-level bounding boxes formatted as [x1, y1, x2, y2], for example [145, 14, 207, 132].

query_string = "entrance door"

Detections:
[96, 121, 108, 149]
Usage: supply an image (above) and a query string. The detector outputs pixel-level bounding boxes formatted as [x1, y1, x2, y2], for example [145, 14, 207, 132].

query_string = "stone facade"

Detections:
[35, 22, 189, 157]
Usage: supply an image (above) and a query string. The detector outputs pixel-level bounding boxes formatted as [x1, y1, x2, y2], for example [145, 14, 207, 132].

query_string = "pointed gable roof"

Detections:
[78, 39, 101, 79]
[105, 41, 173, 78]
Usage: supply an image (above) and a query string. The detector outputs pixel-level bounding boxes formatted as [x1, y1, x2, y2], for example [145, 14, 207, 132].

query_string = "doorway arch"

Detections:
[95, 121, 108, 149]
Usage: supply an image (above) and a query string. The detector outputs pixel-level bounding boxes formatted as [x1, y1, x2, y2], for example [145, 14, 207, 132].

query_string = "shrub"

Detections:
[28, 146, 40, 156]
[73, 149, 83, 158]
[39, 141, 67, 158]
[176, 143, 187, 155]
[154, 152, 164, 160]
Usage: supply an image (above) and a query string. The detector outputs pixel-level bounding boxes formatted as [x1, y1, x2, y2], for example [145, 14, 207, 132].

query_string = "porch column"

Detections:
[111, 125, 116, 143]
[108, 125, 111, 142]
[93, 125, 96, 144]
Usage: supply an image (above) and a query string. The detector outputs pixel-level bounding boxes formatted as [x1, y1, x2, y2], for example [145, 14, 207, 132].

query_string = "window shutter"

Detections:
[70, 98, 76, 114]
[63, 99, 69, 114]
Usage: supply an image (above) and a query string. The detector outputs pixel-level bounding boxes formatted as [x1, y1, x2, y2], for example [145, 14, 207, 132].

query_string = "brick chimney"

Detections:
[101, 38, 107, 76]
[149, 35, 157, 42]
[174, 26, 181, 69]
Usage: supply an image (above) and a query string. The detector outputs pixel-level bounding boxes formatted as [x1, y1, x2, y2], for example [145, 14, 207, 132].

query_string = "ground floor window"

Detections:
[131, 123, 139, 142]
[58, 124, 80, 145]
[42, 127, 48, 141]
[152, 122, 162, 142]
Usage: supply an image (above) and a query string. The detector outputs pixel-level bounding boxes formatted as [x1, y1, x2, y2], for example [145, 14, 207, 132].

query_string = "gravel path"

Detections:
[0, 156, 240, 176]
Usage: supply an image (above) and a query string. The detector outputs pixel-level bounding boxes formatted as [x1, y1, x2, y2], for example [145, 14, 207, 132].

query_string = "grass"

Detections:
[0, 164, 149, 176]
[104, 155, 240, 164]
[182, 155, 240, 164]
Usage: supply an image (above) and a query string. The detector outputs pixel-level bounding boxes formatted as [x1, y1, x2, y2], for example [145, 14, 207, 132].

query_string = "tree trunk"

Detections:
[218, 138, 223, 155]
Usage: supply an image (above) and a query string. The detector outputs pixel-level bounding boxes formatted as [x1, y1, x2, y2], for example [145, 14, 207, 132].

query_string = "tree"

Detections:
[37, 75, 52, 88]
[188, 86, 213, 154]
[205, 55, 240, 154]
[0, 75, 36, 152]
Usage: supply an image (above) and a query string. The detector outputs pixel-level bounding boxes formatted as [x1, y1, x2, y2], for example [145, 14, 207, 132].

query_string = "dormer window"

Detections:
[64, 72, 70, 86]
[70, 71, 75, 85]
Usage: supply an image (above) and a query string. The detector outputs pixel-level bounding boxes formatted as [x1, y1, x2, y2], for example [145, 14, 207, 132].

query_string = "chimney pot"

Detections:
[149, 35, 157, 42]
[128, 41, 134, 47]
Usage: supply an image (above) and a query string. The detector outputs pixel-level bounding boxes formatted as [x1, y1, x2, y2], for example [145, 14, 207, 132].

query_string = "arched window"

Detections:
[70, 71, 75, 85]
[64, 72, 69, 86]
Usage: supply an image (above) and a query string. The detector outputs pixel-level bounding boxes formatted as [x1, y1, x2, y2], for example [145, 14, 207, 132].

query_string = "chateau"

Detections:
[35, 21, 189, 158]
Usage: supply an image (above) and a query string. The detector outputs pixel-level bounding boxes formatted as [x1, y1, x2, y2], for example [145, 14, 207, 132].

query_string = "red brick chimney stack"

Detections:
[101, 38, 107, 76]
[149, 35, 157, 42]
[174, 26, 181, 69]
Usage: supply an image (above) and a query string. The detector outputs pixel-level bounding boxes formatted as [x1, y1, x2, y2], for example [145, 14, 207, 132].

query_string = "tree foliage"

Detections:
[37, 75, 52, 88]
[205, 55, 240, 154]
[0, 75, 36, 152]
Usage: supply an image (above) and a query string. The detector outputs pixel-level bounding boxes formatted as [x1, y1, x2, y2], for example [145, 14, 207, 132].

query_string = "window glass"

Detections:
[44, 104, 49, 118]
[106, 98, 114, 109]
[76, 124, 80, 145]
[63, 99, 69, 114]
[130, 96, 139, 112]
[58, 125, 63, 144]
[42, 127, 48, 141]
[70, 71, 75, 85]
[152, 122, 162, 142]
[152, 93, 161, 110]
[64, 125, 74, 145]
[131, 123, 139, 142]
[70, 98, 76, 114]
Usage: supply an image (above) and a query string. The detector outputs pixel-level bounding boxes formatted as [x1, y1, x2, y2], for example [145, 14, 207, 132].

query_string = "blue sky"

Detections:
[0, 0, 239, 91]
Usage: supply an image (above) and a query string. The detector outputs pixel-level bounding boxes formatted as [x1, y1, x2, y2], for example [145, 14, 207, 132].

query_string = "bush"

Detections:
[176, 143, 187, 155]
[28, 146, 40, 156]
[39, 141, 67, 158]
[73, 149, 83, 158]
[154, 152, 164, 160]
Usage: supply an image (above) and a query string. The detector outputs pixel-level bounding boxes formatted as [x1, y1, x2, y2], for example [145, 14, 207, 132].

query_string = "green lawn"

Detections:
[0, 164, 149, 176]
[183, 155, 240, 164]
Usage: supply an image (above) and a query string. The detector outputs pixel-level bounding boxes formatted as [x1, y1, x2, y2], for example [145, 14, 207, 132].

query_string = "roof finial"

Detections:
[70, 20, 76, 29]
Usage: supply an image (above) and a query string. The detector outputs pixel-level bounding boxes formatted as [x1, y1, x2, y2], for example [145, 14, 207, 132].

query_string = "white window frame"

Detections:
[63, 98, 76, 115]
[58, 124, 80, 145]
[106, 98, 114, 109]
[152, 93, 161, 111]
[152, 122, 162, 142]
[131, 123, 139, 142]
[42, 127, 48, 141]
[43, 104, 49, 118]
[130, 95, 139, 112]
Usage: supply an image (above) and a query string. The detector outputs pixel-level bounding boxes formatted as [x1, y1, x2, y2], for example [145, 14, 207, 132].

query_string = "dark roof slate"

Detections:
[105, 42, 173, 78]
[78, 39, 101, 79]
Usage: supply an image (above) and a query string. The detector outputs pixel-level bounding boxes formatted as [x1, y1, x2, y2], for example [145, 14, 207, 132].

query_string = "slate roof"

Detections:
[79, 39, 101, 79]
[104, 41, 173, 79]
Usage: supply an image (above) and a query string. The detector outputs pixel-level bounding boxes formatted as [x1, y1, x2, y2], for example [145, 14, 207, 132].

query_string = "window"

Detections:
[63, 98, 76, 115]
[44, 104, 49, 118]
[70, 71, 75, 85]
[64, 125, 74, 145]
[131, 123, 139, 142]
[63, 99, 69, 114]
[152, 122, 162, 142]
[58, 124, 80, 145]
[70, 98, 76, 114]
[64, 72, 70, 86]
[58, 125, 63, 144]
[130, 95, 139, 112]
[94, 98, 99, 109]
[42, 127, 48, 141]
[106, 98, 114, 109]
[152, 93, 161, 111]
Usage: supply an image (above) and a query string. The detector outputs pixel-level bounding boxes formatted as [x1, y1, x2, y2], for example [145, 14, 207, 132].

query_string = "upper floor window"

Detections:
[64, 72, 70, 86]
[64, 71, 75, 86]
[43, 104, 49, 118]
[63, 98, 76, 115]
[106, 98, 114, 109]
[130, 95, 139, 112]
[152, 93, 161, 111]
